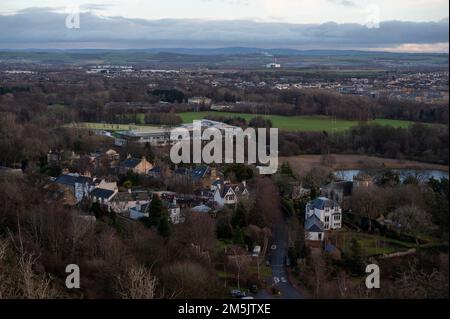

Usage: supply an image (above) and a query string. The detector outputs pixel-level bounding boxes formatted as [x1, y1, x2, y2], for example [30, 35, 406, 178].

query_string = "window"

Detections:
[334, 215, 341, 221]
[325, 216, 330, 222]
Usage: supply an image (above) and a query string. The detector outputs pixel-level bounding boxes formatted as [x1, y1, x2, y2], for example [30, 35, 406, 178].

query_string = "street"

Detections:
[256, 221, 303, 299]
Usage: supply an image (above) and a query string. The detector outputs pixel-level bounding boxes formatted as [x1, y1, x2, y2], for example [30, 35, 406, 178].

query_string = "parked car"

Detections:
[250, 284, 258, 293]
[230, 289, 246, 298]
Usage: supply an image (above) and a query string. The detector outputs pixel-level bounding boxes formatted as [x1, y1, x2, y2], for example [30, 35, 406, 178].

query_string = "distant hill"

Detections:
[6, 47, 449, 57]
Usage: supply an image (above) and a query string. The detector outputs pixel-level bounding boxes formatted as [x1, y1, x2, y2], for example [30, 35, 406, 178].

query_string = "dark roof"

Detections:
[220, 184, 234, 197]
[113, 191, 151, 202]
[191, 166, 209, 180]
[308, 197, 339, 210]
[149, 167, 161, 173]
[120, 158, 141, 168]
[174, 167, 191, 175]
[55, 174, 93, 187]
[305, 215, 324, 232]
[90, 188, 115, 199]
[212, 179, 224, 187]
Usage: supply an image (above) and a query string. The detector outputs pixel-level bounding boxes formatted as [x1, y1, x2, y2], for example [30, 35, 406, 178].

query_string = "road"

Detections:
[256, 221, 303, 299]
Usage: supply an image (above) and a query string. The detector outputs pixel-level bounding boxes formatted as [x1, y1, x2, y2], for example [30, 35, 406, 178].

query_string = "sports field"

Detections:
[178, 112, 415, 132]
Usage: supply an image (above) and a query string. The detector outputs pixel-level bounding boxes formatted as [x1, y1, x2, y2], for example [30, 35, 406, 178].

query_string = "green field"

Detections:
[332, 231, 417, 257]
[179, 112, 415, 132]
[68, 113, 417, 133]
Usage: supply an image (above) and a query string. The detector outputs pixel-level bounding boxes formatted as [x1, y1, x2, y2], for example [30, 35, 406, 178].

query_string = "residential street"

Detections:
[256, 221, 303, 299]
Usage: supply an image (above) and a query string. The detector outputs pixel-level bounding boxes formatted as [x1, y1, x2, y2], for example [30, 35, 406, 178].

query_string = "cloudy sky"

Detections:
[0, 0, 448, 51]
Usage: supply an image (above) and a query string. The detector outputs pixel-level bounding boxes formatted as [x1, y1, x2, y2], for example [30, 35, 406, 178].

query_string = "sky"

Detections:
[1, 0, 448, 23]
[0, 0, 448, 51]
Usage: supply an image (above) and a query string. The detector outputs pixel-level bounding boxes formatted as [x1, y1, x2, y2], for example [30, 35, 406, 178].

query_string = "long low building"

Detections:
[114, 119, 240, 147]
[115, 128, 173, 147]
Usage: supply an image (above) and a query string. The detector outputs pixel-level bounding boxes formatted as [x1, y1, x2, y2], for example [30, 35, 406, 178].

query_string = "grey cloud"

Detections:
[0, 9, 448, 49]
[328, 0, 357, 7]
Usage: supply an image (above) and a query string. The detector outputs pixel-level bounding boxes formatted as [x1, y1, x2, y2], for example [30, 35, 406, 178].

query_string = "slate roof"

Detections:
[113, 191, 151, 202]
[219, 184, 234, 197]
[149, 167, 161, 173]
[90, 188, 115, 199]
[308, 197, 339, 210]
[191, 166, 209, 180]
[55, 174, 93, 187]
[305, 214, 324, 232]
[174, 167, 191, 176]
[191, 205, 212, 213]
[120, 158, 142, 168]
[212, 179, 224, 187]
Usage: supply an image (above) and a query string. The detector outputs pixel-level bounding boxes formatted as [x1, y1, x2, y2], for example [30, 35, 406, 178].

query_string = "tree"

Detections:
[149, 194, 165, 227]
[217, 216, 233, 239]
[116, 265, 158, 299]
[389, 205, 435, 237]
[346, 238, 364, 275]
[233, 227, 246, 245]
[157, 214, 171, 238]
[350, 187, 381, 232]
[231, 203, 248, 228]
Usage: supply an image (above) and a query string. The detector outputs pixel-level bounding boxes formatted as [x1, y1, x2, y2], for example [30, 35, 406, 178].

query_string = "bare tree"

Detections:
[117, 265, 158, 299]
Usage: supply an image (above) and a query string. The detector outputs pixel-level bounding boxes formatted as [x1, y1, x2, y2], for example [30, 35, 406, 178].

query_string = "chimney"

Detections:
[128, 188, 132, 194]
[242, 180, 246, 188]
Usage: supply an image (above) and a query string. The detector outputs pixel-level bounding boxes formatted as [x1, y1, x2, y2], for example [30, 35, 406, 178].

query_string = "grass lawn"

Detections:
[332, 231, 416, 257]
[178, 111, 415, 132]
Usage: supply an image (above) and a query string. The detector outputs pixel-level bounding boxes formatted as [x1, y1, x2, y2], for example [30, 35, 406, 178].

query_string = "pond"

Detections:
[334, 169, 449, 182]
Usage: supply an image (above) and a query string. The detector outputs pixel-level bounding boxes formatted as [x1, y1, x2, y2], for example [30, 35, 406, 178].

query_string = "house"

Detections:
[191, 204, 212, 214]
[305, 214, 325, 241]
[54, 174, 97, 203]
[321, 181, 353, 207]
[188, 96, 212, 106]
[304, 197, 342, 242]
[129, 203, 150, 220]
[213, 181, 249, 208]
[214, 184, 237, 208]
[90, 187, 117, 206]
[167, 199, 183, 224]
[109, 190, 152, 215]
[118, 155, 153, 175]
[149, 167, 162, 179]
[353, 173, 373, 188]
[211, 179, 250, 208]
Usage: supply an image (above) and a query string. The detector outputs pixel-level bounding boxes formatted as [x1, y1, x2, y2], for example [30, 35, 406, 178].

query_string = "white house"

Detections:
[213, 181, 249, 208]
[305, 197, 342, 242]
[55, 174, 97, 203]
[167, 199, 183, 224]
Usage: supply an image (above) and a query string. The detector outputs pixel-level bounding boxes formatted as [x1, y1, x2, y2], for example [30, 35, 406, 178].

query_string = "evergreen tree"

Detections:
[231, 203, 248, 228]
[157, 214, 171, 238]
[149, 194, 164, 226]
[233, 227, 246, 245]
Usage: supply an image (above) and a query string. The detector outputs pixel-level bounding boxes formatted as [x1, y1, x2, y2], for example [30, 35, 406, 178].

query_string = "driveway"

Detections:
[256, 221, 303, 299]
